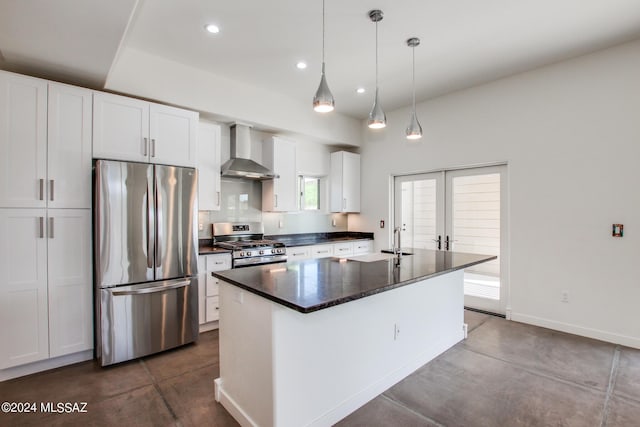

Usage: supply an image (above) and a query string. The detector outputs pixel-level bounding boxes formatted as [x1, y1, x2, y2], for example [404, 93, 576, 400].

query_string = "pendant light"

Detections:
[313, 0, 335, 113]
[367, 9, 386, 129]
[405, 37, 422, 140]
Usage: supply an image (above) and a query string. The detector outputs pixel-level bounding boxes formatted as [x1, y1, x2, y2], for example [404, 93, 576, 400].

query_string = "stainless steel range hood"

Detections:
[221, 124, 276, 179]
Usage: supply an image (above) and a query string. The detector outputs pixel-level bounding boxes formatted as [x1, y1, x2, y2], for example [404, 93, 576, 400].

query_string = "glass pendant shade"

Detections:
[313, 62, 334, 113]
[406, 110, 422, 139]
[368, 88, 386, 129]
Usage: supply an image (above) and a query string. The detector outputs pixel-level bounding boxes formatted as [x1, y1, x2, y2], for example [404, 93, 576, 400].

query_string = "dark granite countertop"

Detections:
[212, 249, 496, 313]
[265, 231, 374, 247]
[199, 246, 232, 255]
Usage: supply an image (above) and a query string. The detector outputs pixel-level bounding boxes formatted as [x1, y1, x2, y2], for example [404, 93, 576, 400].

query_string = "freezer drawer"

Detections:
[98, 277, 199, 366]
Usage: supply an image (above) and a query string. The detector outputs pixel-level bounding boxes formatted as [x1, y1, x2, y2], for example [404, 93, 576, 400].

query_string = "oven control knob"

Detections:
[246, 251, 252, 257]
[259, 250, 265, 255]
[239, 251, 244, 257]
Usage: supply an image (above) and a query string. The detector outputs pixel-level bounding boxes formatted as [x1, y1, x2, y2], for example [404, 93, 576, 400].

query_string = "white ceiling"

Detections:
[2, 0, 640, 119]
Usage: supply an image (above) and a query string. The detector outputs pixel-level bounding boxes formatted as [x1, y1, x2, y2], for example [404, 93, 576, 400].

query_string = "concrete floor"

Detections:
[1, 311, 639, 426]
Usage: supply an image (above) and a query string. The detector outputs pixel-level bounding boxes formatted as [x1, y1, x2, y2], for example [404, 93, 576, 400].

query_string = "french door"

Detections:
[394, 165, 508, 314]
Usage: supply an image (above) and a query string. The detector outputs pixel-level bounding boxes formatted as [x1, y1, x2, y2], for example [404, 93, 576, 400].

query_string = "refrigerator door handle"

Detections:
[110, 279, 190, 296]
[146, 181, 153, 269]
[155, 174, 163, 268]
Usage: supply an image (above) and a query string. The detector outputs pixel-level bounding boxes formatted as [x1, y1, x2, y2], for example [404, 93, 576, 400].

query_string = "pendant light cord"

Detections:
[322, 0, 326, 70]
[412, 45, 416, 110]
[375, 19, 379, 89]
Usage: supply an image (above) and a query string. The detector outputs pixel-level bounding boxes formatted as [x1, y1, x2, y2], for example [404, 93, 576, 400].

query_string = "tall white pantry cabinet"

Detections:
[0, 71, 92, 371]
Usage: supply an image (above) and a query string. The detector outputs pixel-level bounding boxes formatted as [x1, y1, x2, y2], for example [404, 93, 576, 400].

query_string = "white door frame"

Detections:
[392, 163, 509, 316]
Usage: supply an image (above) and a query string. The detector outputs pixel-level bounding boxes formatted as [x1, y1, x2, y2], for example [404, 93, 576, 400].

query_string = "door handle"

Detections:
[274, 194, 278, 207]
[39, 179, 44, 201]
[39, 217, 44, 238]
[143, 137, 148, 156]
[48, 217, 54, 239]
[445, 235, 458, 251]
[151, 139, 156, 158]
[49, 179, 54, 201]
[217, 191, 220, 207]
[343, 198, 346, 210]
[432, 235, 442, 250]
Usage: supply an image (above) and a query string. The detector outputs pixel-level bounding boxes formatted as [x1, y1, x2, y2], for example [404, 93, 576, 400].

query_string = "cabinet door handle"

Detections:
[49, 217, 54, 239]
[217, 191, 221, 207]
[151, 139, 156, 157]
[39, 179, 44, 201]
[39, 217, 44, 238]
[143, 137, 148, 156]
[274, 194, 278, 207]
[49, 180, 54, 201]
[343, 198, 346, 210]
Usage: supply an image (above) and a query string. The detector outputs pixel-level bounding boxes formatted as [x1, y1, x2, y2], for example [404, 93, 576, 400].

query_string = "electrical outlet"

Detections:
[198, 223, 204, 231]
[394, 323, 400, 340]
[561, 291, 569, 303]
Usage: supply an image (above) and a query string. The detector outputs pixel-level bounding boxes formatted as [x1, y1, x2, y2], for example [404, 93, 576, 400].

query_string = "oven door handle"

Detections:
[110, 280, 191, 296]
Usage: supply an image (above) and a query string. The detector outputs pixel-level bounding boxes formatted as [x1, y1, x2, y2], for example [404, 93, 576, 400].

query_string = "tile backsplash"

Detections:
[198, 178, 348, 238]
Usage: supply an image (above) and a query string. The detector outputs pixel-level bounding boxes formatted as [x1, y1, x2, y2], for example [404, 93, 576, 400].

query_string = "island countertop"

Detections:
[211, 249, 496, 313]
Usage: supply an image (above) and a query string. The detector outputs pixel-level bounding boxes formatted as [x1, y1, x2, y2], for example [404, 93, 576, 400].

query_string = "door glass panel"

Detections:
[451, 173, 501, 300]
[396, 174, 441, 250]
[401, 179, 436, 249]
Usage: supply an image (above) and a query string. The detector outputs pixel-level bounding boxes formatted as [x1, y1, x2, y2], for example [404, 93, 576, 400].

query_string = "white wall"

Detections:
[105, 47, 362, 146]
[354, 39, 640, 348]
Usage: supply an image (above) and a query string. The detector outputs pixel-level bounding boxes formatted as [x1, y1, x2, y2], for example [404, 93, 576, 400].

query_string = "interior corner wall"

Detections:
[104, 47, 362, 146]
[357, 39, 640, 348]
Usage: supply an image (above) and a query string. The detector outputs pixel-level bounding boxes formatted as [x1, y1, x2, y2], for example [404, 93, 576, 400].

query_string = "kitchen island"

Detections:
[212, 249, 496, 427]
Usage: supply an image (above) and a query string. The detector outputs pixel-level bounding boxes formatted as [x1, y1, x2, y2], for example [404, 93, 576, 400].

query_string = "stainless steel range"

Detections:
[213, 222, 287, 268]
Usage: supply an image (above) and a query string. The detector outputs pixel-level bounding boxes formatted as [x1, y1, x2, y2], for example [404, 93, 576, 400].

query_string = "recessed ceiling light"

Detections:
[356, 87, 366, 94]
[296, 61, 307, 70]
[205, 24, 220, 34]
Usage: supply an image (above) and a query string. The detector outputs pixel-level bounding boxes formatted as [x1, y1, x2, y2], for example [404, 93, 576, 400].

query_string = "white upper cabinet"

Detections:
[262, 137, 297, 212]
[330, 151, 361, 213]
[93, 92, 198, 167]
[47, 83, 92, 209]
[0, 72, 92, 209]
[92, 92, 149, 163]
[197, 122, 222, 211]
[0, 71, 47, 208]
[149, 103, 198, 167]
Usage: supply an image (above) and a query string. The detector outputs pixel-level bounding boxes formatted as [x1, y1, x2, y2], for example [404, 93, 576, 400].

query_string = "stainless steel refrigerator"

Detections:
[94, 159, 199, 366]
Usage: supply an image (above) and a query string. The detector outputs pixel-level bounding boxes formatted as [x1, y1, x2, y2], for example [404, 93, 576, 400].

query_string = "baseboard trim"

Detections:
[510, 312, 640, 350]
[464, 306, 506, 319]
[0, 350, 94, 382]
[215, 378, 260, 427]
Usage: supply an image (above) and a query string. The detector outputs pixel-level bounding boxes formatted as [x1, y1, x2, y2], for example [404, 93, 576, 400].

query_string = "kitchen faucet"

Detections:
[393, 226, 402, 259]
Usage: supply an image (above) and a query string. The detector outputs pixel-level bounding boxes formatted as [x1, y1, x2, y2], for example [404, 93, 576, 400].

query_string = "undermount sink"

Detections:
[380, 250, 413, 256]
[346, 251, 413, 263]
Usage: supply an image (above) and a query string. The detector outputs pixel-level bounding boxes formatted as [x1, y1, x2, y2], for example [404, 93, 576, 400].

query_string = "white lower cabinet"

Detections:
[0, 208, 91, 369]
[311, 244, 334, 259]
[47, 210, 92, 358]
[333, 242, 354, 257]
[198, 253, 231, 328]
[353, 240, 374, 255]
[288, 240, 373, 263]
[287, 246, 312, 262]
